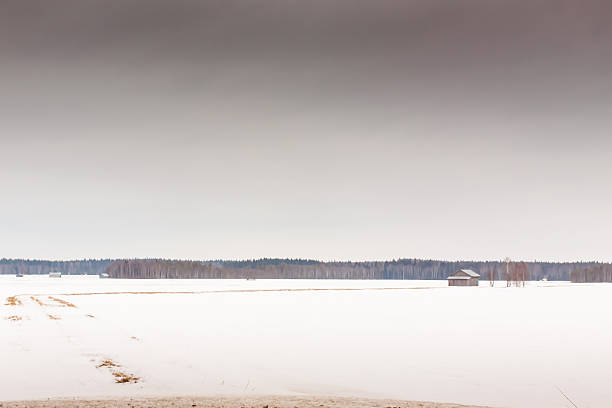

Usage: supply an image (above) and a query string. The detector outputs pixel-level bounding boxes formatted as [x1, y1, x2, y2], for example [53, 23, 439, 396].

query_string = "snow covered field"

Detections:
[1, 276, 611, 408]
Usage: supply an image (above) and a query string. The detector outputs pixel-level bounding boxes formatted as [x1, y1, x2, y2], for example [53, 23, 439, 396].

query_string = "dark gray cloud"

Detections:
[1, 1, 611, 261]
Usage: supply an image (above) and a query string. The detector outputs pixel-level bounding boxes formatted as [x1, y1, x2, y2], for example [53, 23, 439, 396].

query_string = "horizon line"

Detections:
[2, 257, 611, 264]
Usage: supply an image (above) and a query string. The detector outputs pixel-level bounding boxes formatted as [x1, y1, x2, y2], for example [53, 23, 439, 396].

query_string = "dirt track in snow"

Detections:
[0, 395, 493, 408]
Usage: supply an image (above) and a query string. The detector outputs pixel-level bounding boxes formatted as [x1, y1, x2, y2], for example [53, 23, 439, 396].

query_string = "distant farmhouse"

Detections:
[447, 269, 480, 286]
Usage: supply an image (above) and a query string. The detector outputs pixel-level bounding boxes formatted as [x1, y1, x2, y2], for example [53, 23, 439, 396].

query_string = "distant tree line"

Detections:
[570, 264, 612, 283]
[0, 259, 114, 276]
[103, 258, 607, 281]
[2, 258, 608, 281]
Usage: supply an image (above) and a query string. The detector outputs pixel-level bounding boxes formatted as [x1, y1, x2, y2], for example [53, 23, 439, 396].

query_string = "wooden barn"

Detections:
[447, 269, 480, 286]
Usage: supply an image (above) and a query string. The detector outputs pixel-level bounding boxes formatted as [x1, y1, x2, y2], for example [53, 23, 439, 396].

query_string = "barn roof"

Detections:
[459, 269, 480, 277]
[447, 276, 471, 280]
[448, 269, 480, 278]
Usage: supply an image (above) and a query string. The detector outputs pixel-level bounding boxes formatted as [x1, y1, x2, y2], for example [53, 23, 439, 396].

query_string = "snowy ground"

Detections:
[1, 276, 611, 408]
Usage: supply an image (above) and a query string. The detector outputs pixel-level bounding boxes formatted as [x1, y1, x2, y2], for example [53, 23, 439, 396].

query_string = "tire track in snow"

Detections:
[13, 285, 442, 300]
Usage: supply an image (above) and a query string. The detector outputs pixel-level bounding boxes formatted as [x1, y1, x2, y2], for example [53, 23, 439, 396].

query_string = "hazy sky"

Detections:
[1, 1, 611, 261]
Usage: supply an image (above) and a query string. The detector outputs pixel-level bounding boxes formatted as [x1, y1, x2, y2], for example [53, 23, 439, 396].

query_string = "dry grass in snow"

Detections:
[48, 296, 77, 308]
[97, 360, 120, 369]
[111, 371, 140, 384]
[30, 296, 45, 306]
[5, 296, 22, 306]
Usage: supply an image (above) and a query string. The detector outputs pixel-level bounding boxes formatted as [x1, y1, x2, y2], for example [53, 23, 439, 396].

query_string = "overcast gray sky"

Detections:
[1, 1, 611, 261]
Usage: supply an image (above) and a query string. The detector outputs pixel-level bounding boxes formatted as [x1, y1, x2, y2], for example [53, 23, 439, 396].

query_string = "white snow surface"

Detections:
[1, 276, 611, 408]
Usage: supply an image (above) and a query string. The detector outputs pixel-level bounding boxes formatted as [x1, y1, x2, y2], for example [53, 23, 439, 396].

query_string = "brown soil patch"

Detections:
[47, 314, 61, 320]
[5, 296, 22, 306]
[111, 371, 140, 384]
[6, 315, 22, 321]
[48, 296, 77, 308]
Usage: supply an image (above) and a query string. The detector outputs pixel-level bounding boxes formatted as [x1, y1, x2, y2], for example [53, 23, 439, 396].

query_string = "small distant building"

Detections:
[447, 269, 480, 286]
[99, 273, 110, 279]
[49, 272, 62, 278]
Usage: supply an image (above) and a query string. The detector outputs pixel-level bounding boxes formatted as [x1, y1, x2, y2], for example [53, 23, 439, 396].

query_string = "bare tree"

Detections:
[487, 265, 497, 287]
[505, 257, 512, 287]
[507, 262, 529, 287]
